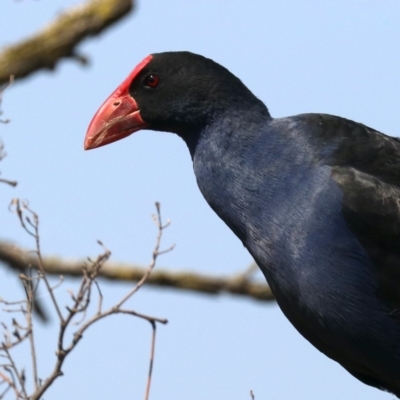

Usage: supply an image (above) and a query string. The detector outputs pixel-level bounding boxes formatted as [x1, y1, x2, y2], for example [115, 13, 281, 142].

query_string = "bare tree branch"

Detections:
[0, 0, 134, 86]
[1, 202, 168, 399]
[0, 241, 274, 302]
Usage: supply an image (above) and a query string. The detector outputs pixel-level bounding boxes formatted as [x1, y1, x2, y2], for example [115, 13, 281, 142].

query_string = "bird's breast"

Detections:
[194, 150, 378, 314]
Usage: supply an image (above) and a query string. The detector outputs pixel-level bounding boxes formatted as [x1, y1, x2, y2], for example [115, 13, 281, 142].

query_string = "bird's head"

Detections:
[84, 51, 266, 150]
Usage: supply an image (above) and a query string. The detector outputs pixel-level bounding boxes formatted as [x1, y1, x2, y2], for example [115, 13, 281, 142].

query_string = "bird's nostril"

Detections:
[113, 101, 121, 107]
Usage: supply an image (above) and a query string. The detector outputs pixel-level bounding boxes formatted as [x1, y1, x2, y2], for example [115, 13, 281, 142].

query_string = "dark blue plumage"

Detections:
[85, 51, 400, 396]
[191, 112, 400, 395]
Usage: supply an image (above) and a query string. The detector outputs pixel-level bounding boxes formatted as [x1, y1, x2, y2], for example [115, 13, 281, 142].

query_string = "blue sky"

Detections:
[1, 1, 400, 399]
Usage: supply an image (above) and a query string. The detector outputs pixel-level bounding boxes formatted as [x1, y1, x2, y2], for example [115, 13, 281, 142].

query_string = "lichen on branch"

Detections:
[0, 0, 134, 86]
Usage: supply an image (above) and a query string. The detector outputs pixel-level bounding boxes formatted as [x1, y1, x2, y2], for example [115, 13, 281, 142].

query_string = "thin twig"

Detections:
[2, 347, 27, 398]
[115, 202, 175, 309]
[0, 370, 18, 398]
[0, 76, 13, 124]
[1, 202, 170, 399]
[94, 280, 103, 315]
[24, 278, 39, 391]
[0, 330, 29, 351]
[10, 199, 64, 321]
[27, 203, 169, 400]
[144, 321, 156, 400]
[0, 178, 17, 187]
[31, 210, 64, 321]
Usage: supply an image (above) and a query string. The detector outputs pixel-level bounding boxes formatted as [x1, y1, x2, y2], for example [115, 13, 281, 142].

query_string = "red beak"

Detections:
[84, 55, 153, 150]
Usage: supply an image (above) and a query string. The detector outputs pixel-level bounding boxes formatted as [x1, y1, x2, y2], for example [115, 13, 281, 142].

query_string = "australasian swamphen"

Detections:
[84, 51, 400, 397]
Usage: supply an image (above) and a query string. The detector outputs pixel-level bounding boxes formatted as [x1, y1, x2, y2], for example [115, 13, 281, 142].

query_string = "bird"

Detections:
[84, 51, 400, 397]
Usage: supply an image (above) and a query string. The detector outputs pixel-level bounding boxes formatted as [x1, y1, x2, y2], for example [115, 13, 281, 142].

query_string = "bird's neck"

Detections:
[184, 111, 288, 234]
[181, 99, 270, 156]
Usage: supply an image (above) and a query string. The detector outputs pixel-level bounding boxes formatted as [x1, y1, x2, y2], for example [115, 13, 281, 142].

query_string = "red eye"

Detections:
[144, 74, 160, 88]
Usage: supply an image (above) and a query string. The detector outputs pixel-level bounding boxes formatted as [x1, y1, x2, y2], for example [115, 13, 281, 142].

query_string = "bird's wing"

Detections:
[332, 165, 400, 308]
[304, 114, 400, 309]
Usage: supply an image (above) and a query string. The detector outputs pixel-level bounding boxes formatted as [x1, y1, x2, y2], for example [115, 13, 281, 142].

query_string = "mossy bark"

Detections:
[0, 0, 133, 85]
